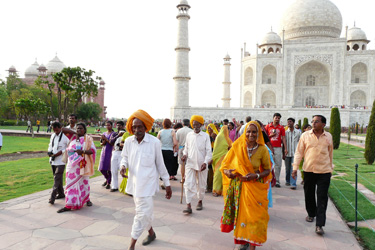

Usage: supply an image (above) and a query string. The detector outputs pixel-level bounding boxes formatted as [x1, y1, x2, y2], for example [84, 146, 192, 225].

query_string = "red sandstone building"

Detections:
[6, 55, 107, 119]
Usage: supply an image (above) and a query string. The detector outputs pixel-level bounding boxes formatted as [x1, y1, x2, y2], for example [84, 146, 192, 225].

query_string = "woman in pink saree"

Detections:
[57, 122, 96, 213]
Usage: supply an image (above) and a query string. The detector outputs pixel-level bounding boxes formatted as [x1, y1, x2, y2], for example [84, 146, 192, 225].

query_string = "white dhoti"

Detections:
[184, 167, 208, 204]
[131, 196, 154, 240]
[111, 151, 122, 189]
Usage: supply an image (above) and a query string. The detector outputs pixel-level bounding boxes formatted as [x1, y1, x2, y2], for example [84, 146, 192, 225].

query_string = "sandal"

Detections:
[57, 207, 71, 213]
[305, 216, 314, 222]
[212, 192, 219, 197]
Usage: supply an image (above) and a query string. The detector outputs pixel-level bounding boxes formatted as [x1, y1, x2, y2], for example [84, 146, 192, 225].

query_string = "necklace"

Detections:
[248, 143, 258, 158]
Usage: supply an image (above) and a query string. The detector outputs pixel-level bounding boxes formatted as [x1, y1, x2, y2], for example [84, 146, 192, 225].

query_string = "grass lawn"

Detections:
[0, 136, 101, 154]
[0, 150, 102, 202]
[333, 143, 375, 193]
[329, 142, 375, 249]
[356, 227, 375, 250]
[0, 125, 101, 134]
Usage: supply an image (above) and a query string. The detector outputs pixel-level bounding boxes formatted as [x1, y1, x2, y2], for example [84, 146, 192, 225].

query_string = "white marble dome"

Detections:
[25, 60, 39, 78]
[46, 55, 66, 73]
[261, 31, 282, 45]
[347, 26, 367, 41]
[280, 0, 342, 40]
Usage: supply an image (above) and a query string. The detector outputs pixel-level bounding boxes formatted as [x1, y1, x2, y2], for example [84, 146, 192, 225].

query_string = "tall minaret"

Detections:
[173, 0, 191, 107]
[222, 54, 231, 107]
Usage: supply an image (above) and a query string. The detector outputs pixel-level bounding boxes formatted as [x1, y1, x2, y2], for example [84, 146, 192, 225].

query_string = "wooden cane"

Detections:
[180, 160, 185, 204]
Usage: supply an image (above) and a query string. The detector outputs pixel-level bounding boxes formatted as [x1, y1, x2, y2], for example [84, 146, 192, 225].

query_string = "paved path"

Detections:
[0, 166, 361, 250]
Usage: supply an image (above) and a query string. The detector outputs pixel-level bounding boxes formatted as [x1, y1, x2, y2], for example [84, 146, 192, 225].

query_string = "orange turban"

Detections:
[190, 115, 204, 128]
[126, 109, 154, 135]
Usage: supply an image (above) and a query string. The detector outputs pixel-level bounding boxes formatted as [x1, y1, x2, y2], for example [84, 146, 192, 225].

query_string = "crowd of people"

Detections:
[45, 110, 333, 250]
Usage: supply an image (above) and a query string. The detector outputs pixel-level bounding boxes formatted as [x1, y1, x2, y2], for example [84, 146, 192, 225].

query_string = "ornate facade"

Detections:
[171, 0, 371, 126]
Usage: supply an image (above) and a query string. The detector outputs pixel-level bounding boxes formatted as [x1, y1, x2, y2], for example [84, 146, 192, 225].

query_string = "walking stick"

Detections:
[180, 161, 185, 204]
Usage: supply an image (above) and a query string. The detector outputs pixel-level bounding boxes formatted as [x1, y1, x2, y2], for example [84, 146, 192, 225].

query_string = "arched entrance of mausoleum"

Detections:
[294, 60, 330, 107]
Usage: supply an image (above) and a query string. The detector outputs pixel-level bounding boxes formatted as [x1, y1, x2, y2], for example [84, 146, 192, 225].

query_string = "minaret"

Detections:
[222, 54, 231, 107]
[173, 0, 191, 107]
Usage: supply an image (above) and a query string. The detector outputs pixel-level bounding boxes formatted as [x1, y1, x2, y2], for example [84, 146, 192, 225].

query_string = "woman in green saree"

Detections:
[212, 125, 232, 196]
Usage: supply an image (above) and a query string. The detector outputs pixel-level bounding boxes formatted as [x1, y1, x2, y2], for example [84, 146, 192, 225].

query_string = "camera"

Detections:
[48, 152, 55, 161]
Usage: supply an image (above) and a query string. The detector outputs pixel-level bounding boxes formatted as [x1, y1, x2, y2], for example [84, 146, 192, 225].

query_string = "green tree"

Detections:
[298, 119, 302, 129]
[365, 100, 375, 164]
[77, 102, 102, 122]
[0, 85, 9, 118]
[302, 117, 308, 129]
[14, 98, 48, 137]
[35, 75, 57, 117]
[361, 124, 364, 134]
[53, 67, 101, 123]
[355, 122, 359, 135]
[329, 107, 341, 149]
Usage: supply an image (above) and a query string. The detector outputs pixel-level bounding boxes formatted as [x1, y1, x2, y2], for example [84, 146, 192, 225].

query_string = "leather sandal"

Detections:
[183, 207, 192, 214]
[86, 201, 93, 207]
[57, 207, 71, 213]
[315, 226, 324, 235]
[305, 216, 314, 222]
[142, 233, 156, 246]
[196, 202, 203, 211]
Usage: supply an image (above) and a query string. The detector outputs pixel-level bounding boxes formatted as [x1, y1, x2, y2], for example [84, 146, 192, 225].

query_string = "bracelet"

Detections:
[256, 173, 260, 179]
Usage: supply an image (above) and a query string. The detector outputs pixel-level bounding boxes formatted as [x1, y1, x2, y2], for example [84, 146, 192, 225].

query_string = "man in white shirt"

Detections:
[285, 117, 301, 189]
[47, 122, 70, 204]
[26, 120, 32, 133]
[176, 119, 193, 182]
[120, 110, 172, 250]
[110, 121, 125, 192]
[181, 115, 212, 214]
[238, 116, 252, 137]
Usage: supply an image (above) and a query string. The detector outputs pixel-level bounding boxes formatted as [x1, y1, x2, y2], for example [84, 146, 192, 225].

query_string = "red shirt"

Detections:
[265, 123, 285, 148]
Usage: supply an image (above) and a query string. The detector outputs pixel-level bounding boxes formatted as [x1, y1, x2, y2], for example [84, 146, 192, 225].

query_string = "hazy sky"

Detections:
[0, 0, 373, 119]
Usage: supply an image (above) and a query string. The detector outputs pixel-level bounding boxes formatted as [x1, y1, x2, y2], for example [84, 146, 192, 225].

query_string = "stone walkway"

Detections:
[0, 167, 361, 250]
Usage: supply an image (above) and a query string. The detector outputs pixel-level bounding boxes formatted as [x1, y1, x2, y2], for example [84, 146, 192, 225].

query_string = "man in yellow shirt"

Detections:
[37, 120, 41, 133]
[292, 115, 333, 236]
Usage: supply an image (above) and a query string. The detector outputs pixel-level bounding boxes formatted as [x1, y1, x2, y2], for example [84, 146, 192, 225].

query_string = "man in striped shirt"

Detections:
[284, 117, 301, 189]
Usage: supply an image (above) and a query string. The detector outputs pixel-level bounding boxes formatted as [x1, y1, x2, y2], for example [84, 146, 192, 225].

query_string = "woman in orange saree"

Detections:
[220, 121, 272, 250]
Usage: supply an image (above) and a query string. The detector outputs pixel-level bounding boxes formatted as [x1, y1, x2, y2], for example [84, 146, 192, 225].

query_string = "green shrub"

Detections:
[365, 100, 375, 164]
[302, 117, 308, 129]
[355, 122, 359, 135]
[3, 120, 17, 126]
[329, 107, 341, 149]
[298, 119, 301, 129]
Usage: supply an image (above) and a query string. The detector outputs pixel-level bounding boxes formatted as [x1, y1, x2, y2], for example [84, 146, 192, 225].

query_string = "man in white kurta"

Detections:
[120, 111, 171, 250]
[182, 115, 212, 213]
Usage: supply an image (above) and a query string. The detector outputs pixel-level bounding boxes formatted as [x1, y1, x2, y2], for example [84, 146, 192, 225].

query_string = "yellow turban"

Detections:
[190, 115, 204, 128]
[126, 109, 154, 135]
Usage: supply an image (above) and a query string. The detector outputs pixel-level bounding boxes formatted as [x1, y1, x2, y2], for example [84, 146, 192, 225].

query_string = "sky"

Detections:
[0, 0, 374, 120]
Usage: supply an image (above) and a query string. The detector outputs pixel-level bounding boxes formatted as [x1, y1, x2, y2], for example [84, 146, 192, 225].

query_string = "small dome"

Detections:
[347, 26, 367, 41]
[25, 60, 39, 78]
[261, 31, 282, 45]
[280, 0, 342, 40]
[179, 0, 189, 5]
[99, 80, 105, 85]
[224, 53, 231, 59]
[8, 65, 17, 72]
[37, 64, 47, 71]
[46, 55, 66, 73]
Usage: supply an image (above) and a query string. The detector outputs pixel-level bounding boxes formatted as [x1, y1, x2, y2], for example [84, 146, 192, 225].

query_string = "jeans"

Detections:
[304, 172, 331, 227]
[273, 147, 282, 184]
[285, 156, 297, 187]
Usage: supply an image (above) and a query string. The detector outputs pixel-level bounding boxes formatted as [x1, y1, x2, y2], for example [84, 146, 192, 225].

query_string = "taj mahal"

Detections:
[170, 0, 372, 127]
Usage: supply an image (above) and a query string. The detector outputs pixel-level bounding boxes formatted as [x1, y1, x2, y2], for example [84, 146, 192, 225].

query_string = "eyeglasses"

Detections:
[311, 120, 321, 124]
